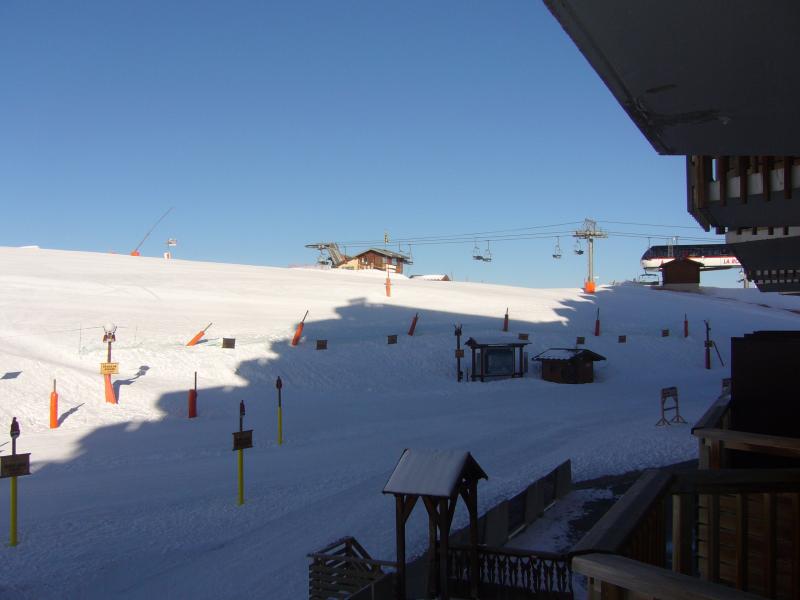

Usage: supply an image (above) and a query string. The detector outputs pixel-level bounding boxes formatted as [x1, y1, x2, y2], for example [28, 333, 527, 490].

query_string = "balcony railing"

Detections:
[572, 468, 800, 599]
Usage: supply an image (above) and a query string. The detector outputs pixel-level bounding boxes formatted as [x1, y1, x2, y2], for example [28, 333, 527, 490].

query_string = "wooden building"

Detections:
[350, 248, 411, 274]
[660, 257, 702, 286]
[532, 348, 606, 384]
[464, 337, 529, 382]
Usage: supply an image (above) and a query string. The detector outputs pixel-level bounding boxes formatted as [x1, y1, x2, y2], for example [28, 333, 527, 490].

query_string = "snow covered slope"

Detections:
[0, 247, 798, 598]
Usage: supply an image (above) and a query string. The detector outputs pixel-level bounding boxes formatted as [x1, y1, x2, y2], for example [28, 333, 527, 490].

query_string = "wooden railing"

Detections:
[448, 544, 573, 599]
[308, 537, 397, 600]
[692, 395, 800, 469]
[572, 468, 800, 599]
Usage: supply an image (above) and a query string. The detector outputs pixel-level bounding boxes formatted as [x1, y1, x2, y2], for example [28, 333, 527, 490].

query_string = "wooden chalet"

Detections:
[532, 348, 606, 384]
[350, 248, 411, 275]
[660, 258, 702, 286]
[464, 337, 529, 382]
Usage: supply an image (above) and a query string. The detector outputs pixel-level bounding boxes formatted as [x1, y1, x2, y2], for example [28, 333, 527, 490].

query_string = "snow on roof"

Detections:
[464, 337, 529, 348]
[409, 274, 449, 281]
[533, 348, 606, 361]
[383, 448, 487, 498]
[355, 248, 411, 260]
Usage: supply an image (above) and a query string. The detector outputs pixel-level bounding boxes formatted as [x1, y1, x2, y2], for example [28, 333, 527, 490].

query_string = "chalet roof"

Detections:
[533, 348, 606, 362]
[464, 337, 530, 349]
[382, 448, 488, 498]
[355, 248, 411, 261]
[660, 258, 703, 270]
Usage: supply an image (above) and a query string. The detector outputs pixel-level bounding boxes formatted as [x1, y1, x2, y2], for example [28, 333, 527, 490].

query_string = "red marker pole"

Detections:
[49, 379, 58, 429]
[503, 308, 509, 332]
[684, 314, 689, 338]
[188, 371, 198, 418]
[704, 320, 712, 370]
[594, 308, 601, 337]
[408, 313, 419, 336]
[291, 311, 309, 347]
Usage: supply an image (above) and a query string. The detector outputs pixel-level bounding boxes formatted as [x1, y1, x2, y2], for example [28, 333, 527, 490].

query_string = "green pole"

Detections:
[237, 449, 244, 505]
[10, 476, 17, 546]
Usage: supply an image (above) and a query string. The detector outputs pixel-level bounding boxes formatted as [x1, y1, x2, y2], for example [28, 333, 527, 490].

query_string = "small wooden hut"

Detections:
[661, 257, 702, 285]
[533, 348, 606, 384]
[383, 449, 487, 600]
[464, 337, 529, 382]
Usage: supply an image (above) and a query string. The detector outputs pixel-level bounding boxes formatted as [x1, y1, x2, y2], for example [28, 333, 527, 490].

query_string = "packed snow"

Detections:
[0, 246, 798, 599]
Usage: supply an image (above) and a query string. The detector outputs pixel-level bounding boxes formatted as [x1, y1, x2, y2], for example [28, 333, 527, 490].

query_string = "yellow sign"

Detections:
[100, 362, 119, 375]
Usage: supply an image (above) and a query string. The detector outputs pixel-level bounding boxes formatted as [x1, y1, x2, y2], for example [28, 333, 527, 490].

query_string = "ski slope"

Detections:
[0, 246, 798, 599]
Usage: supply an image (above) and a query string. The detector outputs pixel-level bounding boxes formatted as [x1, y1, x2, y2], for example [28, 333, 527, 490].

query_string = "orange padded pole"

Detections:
[291, 311, 309, 347]
[49, 379, 58, 429]
[104, 374, 117, 404]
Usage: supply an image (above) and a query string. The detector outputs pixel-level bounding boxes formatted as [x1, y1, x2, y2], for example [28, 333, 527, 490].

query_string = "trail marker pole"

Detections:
[454, 325, 463, 382]
[684, 314, 689, 338]
[101, 324, 118, 404]
[408, 313, 419, 336]
[291, 311, 309, 347]
[594, 308, 600, 336]
[186, 322, 213, 347]
[385, 271, 392, 297]
[3, 418, 31, 547]
[231, 400, 254, 505]
[703, 321, 724, 369]
[50, 379, 58, 429]
[276, 377, 283, 446]
[188, 372, 198, 418]
[503, 308, 509, 332]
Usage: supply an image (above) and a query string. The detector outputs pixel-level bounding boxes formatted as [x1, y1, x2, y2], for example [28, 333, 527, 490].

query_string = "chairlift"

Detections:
[574, 239, 584, 255]
[316, 249, 329, 265]
[483, 241, 492, 262]
[472, 241, 483, 261]
[552, 237, 562, 259]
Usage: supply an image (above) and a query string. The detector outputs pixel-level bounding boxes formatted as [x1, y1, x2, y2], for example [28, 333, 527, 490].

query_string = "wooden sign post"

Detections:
[233, 401, 253, 505]
[656, 387, 687, 426]
[276, 377, 283, 446]
[102, 325, 118, 404]
[2, 417, 31, 546]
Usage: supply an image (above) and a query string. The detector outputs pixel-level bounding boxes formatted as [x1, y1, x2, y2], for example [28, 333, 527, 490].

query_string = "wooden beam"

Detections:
[792, 493, 800, 600]
[738, 156, 749, 204]
[735, 494, 748, 590]
[761, 156, 772, 202]
[691, 428, 800, 460]
[668, 468, 800, 495]
[672, 494, 694, 575]
[763, 493, 776, 598]
[708, 493, 720, 583]
[439, 497, 450, 600]
[573, 553, 764, 600]
[396, 495, 407, 600]
[784, 156, 793, 199]
[719, 156, 729, 206]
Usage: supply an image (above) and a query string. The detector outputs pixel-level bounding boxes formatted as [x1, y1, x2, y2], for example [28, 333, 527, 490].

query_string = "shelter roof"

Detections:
[533, 348, 606, 362]
[382, 448, 487, 498]
[660, 258, 703, 270]
[464, 337, 530, 349]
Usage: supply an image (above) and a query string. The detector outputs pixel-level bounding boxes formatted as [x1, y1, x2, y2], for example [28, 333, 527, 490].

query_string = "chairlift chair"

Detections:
[483, 241, 492, 262]
[472, 241, 483, 261]
[574, 240, 584, 255]
[552, 237, 562, 259]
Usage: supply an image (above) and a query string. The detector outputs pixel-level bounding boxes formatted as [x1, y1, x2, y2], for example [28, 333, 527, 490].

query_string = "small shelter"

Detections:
[660, 257, 702, 286]
[351, 248, 412, 274]
[464, 337, 529, 382]
[533, 348, 606, 384]
[383, 449, 487, 600]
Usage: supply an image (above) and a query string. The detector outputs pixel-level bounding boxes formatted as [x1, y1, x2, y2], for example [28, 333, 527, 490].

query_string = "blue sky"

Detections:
[0, 1, 737, 287]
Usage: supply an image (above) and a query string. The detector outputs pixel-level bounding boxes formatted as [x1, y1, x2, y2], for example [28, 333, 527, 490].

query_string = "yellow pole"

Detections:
[278, 406, 283, 446]
[10, 476, 17, 546]
[237, 449, 244, 505]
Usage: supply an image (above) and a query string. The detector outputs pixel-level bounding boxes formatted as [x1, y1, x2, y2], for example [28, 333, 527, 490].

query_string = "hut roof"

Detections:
[382, 448, 487, 498]
[355, 248, 411, 261]
[464, 337, 530, 349]
[533, 348, 606, 362]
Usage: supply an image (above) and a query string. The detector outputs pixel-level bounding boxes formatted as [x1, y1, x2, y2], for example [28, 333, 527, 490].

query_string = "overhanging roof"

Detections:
[382, 449, 487, 498]
[544, 1, 800, 155]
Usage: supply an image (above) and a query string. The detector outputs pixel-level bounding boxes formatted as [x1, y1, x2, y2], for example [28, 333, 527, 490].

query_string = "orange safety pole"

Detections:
[502, 308, 509, 332]
[104, 374, 117, 404]
[385, 273, 392, 297]
[408, 313, 419, 336]
[186, 322, 213, 346]
[188, 371, 198, 418]
[291, 310, 309, 347]
[49, 379, 58, 429]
